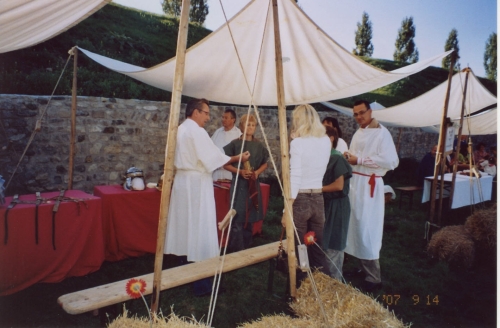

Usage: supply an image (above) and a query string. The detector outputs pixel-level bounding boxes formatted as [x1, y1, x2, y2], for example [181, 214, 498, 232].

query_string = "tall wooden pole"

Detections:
[271, 0, 296, 298]
[68, 47, 78, 190]
[428, 53, 456, 231]
[150, 0, 191, 313]
[448, 68, 471, 209]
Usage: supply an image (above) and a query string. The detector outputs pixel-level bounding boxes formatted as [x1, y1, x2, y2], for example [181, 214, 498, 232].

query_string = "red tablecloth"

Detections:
[0, 190, 104, 296]
[94, 185, 161, 262]
[95, 183, 270, 261]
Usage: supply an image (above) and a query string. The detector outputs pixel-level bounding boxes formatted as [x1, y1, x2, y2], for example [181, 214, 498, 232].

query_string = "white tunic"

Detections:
[164, 119, 230, 262]
[335, 137, 349, 154]
[344, 124, 399, 260]
[211, 126, 242, 180]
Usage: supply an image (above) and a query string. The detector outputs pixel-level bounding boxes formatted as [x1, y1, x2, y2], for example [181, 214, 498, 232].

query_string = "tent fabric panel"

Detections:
[0, 0, 110, 53]
[75, 0, 450, 106]
[459, 109, 497, 135]
[321, 71, 497, 130]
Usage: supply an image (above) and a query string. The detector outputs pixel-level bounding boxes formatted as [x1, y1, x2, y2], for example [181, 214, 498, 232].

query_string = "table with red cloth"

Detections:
[0, 190, 104, 296]
[94, 183, 270, 261]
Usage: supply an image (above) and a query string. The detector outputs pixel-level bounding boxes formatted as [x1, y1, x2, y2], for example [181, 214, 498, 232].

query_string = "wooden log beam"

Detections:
[58, 241, 284, 315]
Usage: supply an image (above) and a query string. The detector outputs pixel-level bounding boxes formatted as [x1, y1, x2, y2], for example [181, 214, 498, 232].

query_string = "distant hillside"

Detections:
[0, 3, 211, 101]
[0, 3, 496, 106]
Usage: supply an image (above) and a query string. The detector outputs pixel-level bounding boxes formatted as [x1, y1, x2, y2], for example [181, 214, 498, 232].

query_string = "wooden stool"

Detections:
[394, 186, 423, 210]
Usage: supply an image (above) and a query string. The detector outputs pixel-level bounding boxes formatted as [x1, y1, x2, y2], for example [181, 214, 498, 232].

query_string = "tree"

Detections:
[352, 12, 374, 57]
[442, 29, 460, 70]
[190, 0, 209, 24]
[162, 0, 181, 17]
[161, 0, 209, 24]
[484, 32, 497, 81]
[393, 17, 419, 63]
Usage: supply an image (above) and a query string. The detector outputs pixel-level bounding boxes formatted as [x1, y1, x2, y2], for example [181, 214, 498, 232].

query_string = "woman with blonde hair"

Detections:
[282, 104, 331, 283]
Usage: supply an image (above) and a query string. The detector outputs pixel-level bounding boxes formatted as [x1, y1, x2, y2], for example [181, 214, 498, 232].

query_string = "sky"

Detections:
[113, 0, 497, 79]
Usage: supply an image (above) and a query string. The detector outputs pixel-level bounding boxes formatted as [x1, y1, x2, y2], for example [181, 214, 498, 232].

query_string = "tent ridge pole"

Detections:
[151, 0, 191, 314]
[271, 0, 296, 298]
[68, 46, 78, 190]
[448, 68, 471, 209]
[428, 52, 457, 233]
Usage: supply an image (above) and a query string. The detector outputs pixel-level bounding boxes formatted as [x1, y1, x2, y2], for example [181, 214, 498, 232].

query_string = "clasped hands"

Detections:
[343, 151, 358, 165]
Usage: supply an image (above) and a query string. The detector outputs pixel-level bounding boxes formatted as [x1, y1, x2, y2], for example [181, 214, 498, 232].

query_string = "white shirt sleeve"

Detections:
[289, 139, 302, 199]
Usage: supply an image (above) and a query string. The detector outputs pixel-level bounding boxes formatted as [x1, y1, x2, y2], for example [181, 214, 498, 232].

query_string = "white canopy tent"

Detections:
[321, 70, 497, 135]
[0, 0, 110, 53]
[76, 0, 451, 106]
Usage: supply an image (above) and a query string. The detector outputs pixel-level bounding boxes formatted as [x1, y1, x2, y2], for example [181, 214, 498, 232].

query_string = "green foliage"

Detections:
[162, 0, 182, 17]
[484, 32, 497, 81]
[162, 0, 209, 24]
[393, 17, 419, 64]
[352, 12, 374, 57]
[190, 0, 209, 24]
[442, 29, 460, 70]
[0, 3, 211, 100]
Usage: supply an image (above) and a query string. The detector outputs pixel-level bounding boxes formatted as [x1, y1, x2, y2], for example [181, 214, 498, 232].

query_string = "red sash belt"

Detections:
[353, 172, 381, 198]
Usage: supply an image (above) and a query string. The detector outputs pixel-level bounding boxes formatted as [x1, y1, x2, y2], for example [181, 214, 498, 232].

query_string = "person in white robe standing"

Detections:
[164, 98, 250, 295]
[211, 109, 242, 181]
[343, 100, 399, 292]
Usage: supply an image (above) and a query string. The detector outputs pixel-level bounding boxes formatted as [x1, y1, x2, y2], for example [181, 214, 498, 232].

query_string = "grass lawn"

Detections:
[0, 177, 496, 327]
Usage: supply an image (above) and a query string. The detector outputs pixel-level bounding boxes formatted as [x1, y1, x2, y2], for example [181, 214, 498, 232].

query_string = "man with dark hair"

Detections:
[164, 98, 250, 296]
[211, 109, 242, 181]
[343, 99, 399, 291]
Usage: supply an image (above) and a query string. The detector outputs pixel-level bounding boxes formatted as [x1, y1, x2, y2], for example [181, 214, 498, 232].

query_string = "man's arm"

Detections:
[226, 151, 250, 165]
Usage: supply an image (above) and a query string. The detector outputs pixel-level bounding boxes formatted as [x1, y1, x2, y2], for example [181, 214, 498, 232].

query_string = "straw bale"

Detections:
[464, 205, 497, 250]
[238, 313, 317, 327]
[290, 271, 408, 328]
[108, 308, 207, 328]
[109, 273, 409, 328]
[427, 225, 475, 268]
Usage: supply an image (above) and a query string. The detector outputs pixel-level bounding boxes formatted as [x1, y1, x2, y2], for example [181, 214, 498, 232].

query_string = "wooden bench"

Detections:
[394, 186, 423, 210]
[58, 241, 284, 315]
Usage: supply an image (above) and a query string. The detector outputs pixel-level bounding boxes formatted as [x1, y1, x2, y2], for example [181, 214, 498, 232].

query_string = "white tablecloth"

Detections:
[422, 173, 494, 209]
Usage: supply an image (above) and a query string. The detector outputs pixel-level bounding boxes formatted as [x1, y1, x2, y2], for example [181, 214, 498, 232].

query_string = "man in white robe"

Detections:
[343, 100, 399, 292]
[164, 99, 250, 264]
[211, 109, 242, 181]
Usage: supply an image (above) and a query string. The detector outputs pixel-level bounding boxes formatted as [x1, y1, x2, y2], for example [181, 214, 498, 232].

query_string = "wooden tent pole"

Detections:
[68, 47, 78, 190]
[448, 68, 471, 210]
[428, 53, 456, 232]
[150, 0, 191, 314]
[396, 127, 403, 153]
[271, 0, 296, 298]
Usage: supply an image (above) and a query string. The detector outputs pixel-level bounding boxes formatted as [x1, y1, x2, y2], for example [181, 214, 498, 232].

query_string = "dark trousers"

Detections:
[176, 255, 213, 296]
[292, 193, 330, 282]
[227, 221, 254, 253]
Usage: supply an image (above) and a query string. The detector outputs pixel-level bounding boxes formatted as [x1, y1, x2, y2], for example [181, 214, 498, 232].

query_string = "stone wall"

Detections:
[1, 95, 495, 195]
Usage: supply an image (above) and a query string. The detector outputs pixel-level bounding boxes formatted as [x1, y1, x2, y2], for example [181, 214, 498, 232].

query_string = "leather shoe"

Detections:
[343, 268, 363, 278]
[361, 281, 382, 293]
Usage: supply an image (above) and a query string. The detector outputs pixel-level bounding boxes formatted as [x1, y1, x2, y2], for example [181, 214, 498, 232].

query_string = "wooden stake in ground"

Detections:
[150, 0, 191, 314]
[272, 0, 296, 298]
[68, 47, 78, 190]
